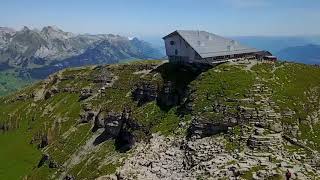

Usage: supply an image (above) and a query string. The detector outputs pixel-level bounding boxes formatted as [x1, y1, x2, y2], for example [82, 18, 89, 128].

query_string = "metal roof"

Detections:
[164, 30, 260, 58]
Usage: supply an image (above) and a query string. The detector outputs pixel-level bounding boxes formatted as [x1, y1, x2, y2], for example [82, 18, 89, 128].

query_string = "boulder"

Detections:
[187, 119, 229, 139]
[92, 111, 107, 131]
[93, 70, 114, 84]
[254, 128, 265, 135]
[64, 175, 75, 180]
[44, 86, 59, 99]
[79, 110, 97, 124]
[269, 122, 283, 133]
[79, 88, 93, 101]
[104, 112, 123, 137]
[38, 134, 49, 148]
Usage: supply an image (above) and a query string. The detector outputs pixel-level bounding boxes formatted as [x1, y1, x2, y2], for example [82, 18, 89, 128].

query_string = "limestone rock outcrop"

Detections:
[132, 82, 158, 106]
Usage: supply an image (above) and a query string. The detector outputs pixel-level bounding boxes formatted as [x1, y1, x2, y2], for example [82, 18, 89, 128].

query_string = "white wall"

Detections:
[164, 34, 197, 62]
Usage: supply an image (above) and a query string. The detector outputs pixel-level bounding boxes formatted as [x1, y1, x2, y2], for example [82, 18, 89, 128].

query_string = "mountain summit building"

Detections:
[163, 30, 272, 64]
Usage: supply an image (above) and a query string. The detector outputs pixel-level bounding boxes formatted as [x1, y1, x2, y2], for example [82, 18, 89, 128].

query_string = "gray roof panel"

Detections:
[172, 30, 260, 58]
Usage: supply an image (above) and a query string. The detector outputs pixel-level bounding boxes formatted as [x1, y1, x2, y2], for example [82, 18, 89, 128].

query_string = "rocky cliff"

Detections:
[0, 60, 320, 179]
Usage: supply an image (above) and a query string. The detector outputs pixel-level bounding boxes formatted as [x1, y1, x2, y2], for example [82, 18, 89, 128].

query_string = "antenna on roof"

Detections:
[197, 25, 200, 37]
[197, 25, 202, 46]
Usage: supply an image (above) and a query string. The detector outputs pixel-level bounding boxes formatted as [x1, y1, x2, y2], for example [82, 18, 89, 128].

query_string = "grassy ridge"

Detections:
[0, 61, 319, 179]
[0, 61, 183, 179]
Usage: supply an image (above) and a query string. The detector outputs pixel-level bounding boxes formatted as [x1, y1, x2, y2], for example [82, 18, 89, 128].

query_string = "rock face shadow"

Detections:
[152, 62, 215, 112]
[114, 131, 135, 153]
[93, 130, 113, 146]
[92, 109, 140, 153]
[93, 128, 135, 153]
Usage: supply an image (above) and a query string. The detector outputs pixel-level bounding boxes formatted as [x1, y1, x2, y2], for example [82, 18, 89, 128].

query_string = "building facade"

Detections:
[163, 30, 270, 64]
[163, 32, 198, 63]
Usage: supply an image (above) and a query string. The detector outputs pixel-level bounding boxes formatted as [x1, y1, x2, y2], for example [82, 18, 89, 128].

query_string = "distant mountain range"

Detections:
[233, 36, 320, 64]
[0, 26, 163, 78]
[275, 44, 320, 64]
[232, 36, 319, 53]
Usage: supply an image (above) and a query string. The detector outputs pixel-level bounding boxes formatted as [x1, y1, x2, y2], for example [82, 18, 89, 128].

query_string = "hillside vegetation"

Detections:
[0, 70, 33, 96]
[0, 60, 320, 179]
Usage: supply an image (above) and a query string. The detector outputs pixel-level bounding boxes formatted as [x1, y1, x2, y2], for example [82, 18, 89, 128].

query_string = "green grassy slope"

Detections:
[0, 60, 319, 179]
[0, 127, 41, 179]
[0, 100, 42, 179]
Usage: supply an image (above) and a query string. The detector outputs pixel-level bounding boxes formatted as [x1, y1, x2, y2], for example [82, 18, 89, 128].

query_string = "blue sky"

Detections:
[1, 0, 320, 38]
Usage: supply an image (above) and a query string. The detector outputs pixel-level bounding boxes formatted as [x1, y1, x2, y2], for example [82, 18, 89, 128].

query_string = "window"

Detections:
[170, 41, 175, 45]
[175, 49, 178, 55]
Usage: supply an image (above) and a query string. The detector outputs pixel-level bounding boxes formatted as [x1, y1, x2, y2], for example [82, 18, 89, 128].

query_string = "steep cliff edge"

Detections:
[0, 60, 320, 179]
